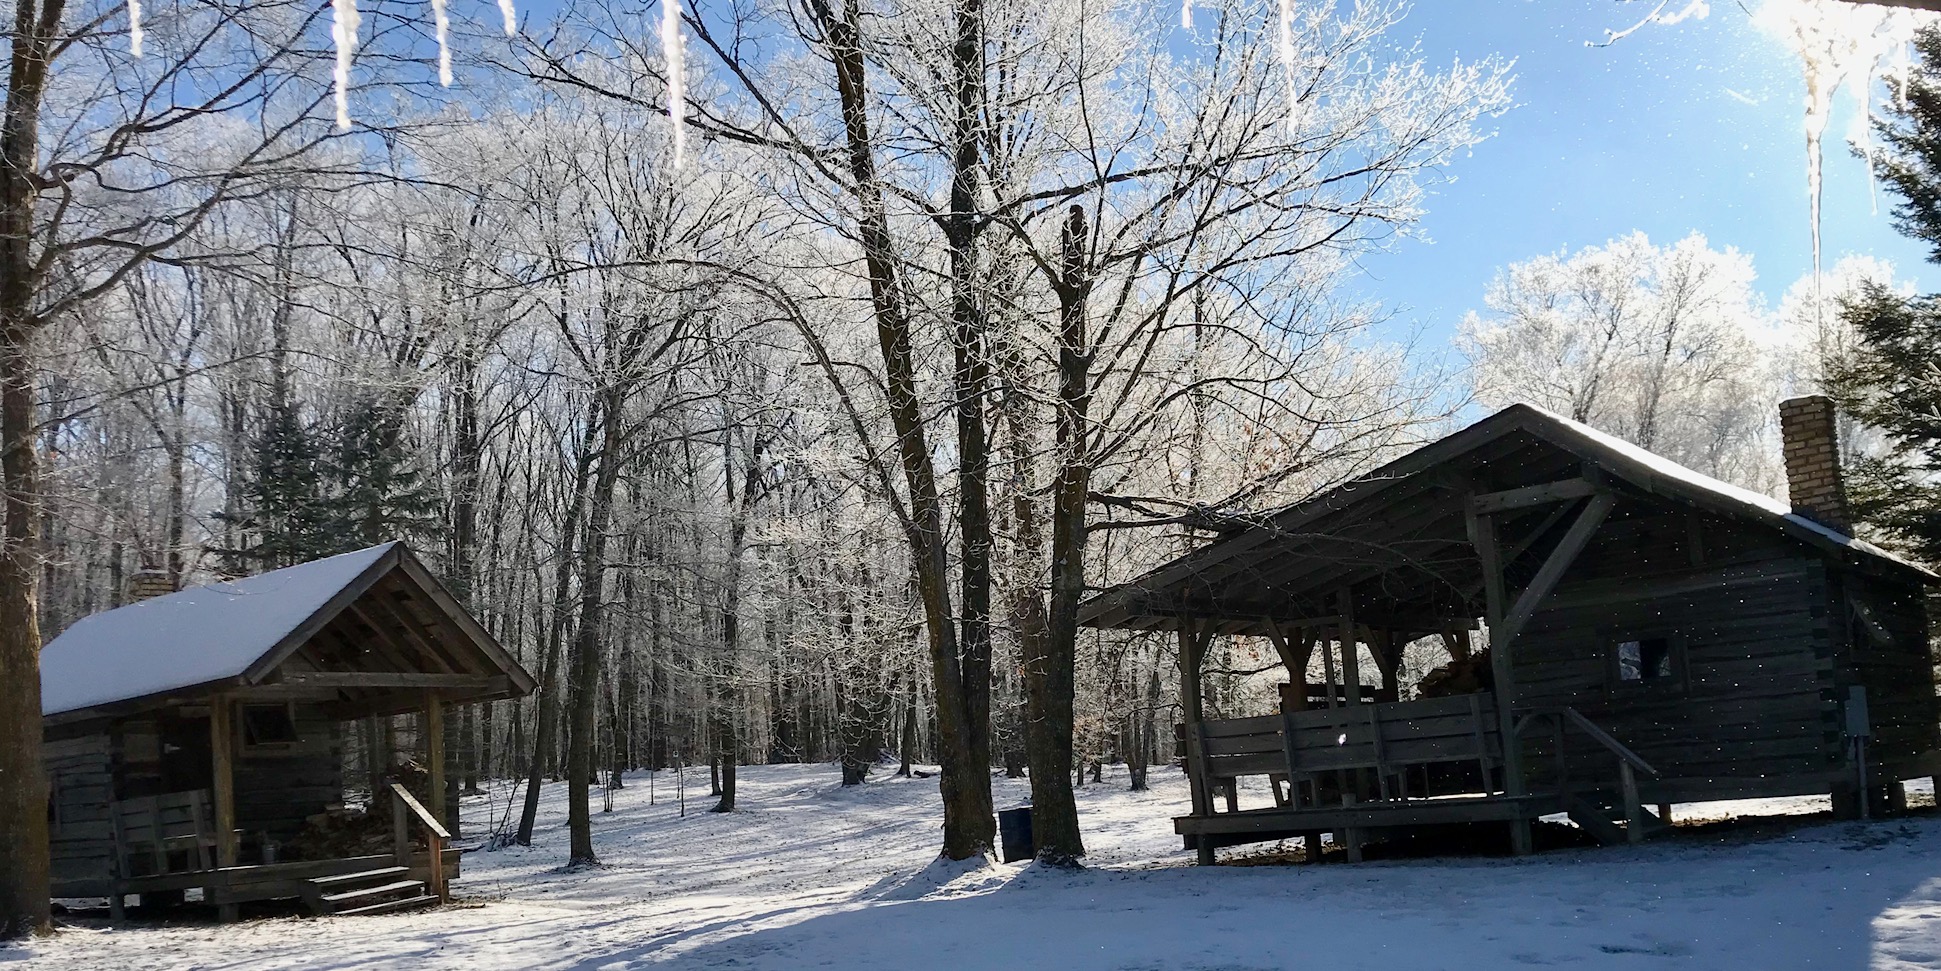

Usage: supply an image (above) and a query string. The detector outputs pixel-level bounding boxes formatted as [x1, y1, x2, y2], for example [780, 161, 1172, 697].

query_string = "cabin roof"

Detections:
[1079, 403, 1935, 637]
[40, 542, 535, 724]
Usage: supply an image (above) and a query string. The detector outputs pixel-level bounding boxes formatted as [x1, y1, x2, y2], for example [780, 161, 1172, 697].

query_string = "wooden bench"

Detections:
[1188, 693, 1504, 815]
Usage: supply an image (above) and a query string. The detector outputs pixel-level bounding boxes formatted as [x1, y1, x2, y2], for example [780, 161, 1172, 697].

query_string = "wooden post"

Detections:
[425, 692, 447, 827]
[209, 695, 239, 921]
[1337, 589, 1361, 708]
[1341, 792, 1363, 863]
[1321, 636, 1339, 709]
[1370, 629, 1401, 703]
[1621, 761, 1643, 844]
[392, 788, 411, 866]
[1179, 622, 1216, 865]
[1466, 508, 1531, 855]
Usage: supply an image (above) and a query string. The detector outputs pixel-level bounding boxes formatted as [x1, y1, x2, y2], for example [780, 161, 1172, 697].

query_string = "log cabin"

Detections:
[40, 541, 534, 917]
[1079, 397, 1940, 862]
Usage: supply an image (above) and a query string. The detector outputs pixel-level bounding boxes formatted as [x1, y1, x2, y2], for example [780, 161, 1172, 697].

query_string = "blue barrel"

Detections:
[997, 806, 1035, 863]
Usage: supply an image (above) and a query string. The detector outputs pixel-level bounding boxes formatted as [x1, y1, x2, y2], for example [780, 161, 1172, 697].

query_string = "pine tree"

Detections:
[327, 396, 441, 550]
[1826, 286, 1941, 564]
[215, 376, 336, 572]
[1835, 27, 1941, 565]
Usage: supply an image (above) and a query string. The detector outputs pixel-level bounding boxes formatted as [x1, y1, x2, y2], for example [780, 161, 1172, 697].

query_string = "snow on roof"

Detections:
[39, 543, 398, 716]
[1519, 404, 1936, 579]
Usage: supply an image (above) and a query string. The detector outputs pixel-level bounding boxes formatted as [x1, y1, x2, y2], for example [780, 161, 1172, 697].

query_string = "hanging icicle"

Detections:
[1181, 0, 1192, 31]
[662, 0, 687, 170]
[332, 0, 361, 129]
[129, 0, 144, 56]
[498, 0, 518, 36]
[1278, 0, 1301, 132]
[431, 0, 453, 86]
[1754, 0, 1933, 288]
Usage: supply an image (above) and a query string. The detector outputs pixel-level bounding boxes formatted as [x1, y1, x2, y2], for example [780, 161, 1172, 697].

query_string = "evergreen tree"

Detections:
[1832, 27, 1941, 565]
[215, 393, 336, 572]
[327, 395, 442, 549]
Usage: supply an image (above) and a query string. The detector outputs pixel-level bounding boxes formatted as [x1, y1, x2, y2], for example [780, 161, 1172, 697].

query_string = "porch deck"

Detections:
[52, 848, 460, 905]
[1181, 694, 1658, 859]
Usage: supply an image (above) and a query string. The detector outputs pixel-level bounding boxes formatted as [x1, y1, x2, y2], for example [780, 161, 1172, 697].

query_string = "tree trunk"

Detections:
[517, 417, 599, 845]
[567, 381, 627, 864]
[1024, 205, 1092, 865]
[803, 0, 993, 858]
[0, 0, 61, 935]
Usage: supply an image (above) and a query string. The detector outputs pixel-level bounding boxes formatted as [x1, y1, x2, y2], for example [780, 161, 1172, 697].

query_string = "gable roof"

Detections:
[1079, 403, 1934, 635]
[40, 542, 534, 721]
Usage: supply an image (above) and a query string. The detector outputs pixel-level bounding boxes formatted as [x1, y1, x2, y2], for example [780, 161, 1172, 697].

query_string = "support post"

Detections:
[1321, 636, 1339, 709]
[393, 788, 410, 866]
[425, 692, 447, 827]
[1337, 589, 1361, 708]
[1466, 509, 1531, 856]
[210, 694, 239, 921]
[1621, 761, 1643, 844]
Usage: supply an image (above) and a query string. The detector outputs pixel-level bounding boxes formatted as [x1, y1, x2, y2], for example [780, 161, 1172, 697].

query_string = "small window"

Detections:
[242, 704, 300, 746]
[1616, 637, 1674, 684]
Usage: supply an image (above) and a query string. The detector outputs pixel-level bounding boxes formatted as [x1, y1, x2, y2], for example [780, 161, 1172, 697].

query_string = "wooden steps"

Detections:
[302, 867, 436, 917]
[333, 893, 440, 916]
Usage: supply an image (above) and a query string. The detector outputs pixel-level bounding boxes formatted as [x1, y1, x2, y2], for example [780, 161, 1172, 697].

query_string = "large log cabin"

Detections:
[39, 542, 534, 917]
[1079, 397, 1939, 862]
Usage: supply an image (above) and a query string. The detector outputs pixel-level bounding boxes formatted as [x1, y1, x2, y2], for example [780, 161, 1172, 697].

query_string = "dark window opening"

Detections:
[242, 704, 300, 746]
[1617, 637, 1673, 683]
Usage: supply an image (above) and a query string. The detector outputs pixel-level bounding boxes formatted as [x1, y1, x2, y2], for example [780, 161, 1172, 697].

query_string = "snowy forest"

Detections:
[6, 0, 1941, 962]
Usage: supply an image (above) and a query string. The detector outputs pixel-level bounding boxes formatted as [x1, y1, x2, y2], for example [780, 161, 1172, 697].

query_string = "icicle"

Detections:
[129, 0, 144, 56]
[1181, 0, 1192, 30]
[1278, 0, 1300, 132]
[332, 0, 361, 129]
[662, 0, 686, 170]
[432, 0, 453, 86]
[497, 0, 518, 36]
[1755, 1, 1935, 296]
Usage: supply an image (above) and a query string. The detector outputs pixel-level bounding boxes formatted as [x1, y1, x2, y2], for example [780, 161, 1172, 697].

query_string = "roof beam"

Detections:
[276, 672, 506, 690]
[1485, 490, 1617, 650]
[1467, 477, 1598, 515]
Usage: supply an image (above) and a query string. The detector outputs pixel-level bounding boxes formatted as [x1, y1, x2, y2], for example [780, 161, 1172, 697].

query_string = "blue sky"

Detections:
[1350, 1, 1931, 345]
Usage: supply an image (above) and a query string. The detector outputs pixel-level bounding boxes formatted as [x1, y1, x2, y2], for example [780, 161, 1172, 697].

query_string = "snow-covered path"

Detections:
[13, 764, 1941, 970]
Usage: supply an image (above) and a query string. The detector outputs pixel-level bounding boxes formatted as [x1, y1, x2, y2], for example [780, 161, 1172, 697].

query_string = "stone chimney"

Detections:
[1779, 394, 1851, 533]
[127, 568, 176, 602]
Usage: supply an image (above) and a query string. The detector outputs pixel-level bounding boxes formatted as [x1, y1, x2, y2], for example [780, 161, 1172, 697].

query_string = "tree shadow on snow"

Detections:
[570, 819, 1941, 971]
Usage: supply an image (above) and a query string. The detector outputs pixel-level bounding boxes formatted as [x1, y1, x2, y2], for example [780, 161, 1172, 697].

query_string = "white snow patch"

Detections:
[38, 543, 397, 716]
[17, 763, 1941, 970]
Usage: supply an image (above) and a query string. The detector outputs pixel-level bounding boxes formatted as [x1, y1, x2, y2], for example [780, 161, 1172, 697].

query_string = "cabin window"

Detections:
[1615, 636, 1675, 684]
[242, 704, 300, 747]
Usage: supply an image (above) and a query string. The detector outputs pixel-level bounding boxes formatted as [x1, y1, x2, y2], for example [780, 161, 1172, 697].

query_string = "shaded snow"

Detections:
[38, 543, 396, 716]
[16, 762, 1941, 970]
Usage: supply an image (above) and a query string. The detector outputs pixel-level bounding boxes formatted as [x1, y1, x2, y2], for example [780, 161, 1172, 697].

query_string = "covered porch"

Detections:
[1080, 408, 1698, 862]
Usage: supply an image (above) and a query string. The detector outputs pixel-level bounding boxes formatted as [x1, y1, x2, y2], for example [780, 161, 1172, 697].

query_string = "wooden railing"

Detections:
[389, 783, 450, 901]
[1516, 706, 1659, 843]
[1187, 694, 1504, 815]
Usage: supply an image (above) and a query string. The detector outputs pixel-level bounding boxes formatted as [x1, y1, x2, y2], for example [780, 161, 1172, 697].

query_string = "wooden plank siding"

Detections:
[1510, 505, 1844, 802]
[44, 733, 115, 884]
[230, 703, 344, 845]
[1841, 570, 1941, 774]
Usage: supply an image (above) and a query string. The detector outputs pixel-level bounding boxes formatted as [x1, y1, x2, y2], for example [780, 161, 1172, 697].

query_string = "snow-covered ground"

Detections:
[12, 764, 1941, 970]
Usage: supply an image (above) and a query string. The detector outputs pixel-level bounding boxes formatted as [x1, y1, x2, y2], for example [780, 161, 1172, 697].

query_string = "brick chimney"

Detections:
[127, 568, 176, 602]
[1778, 394, 1851, 533]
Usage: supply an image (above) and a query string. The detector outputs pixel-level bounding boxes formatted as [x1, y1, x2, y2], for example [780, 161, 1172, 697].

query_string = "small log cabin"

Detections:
[1079, 397, 1939, 862]
[40, 541, 535, 917]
